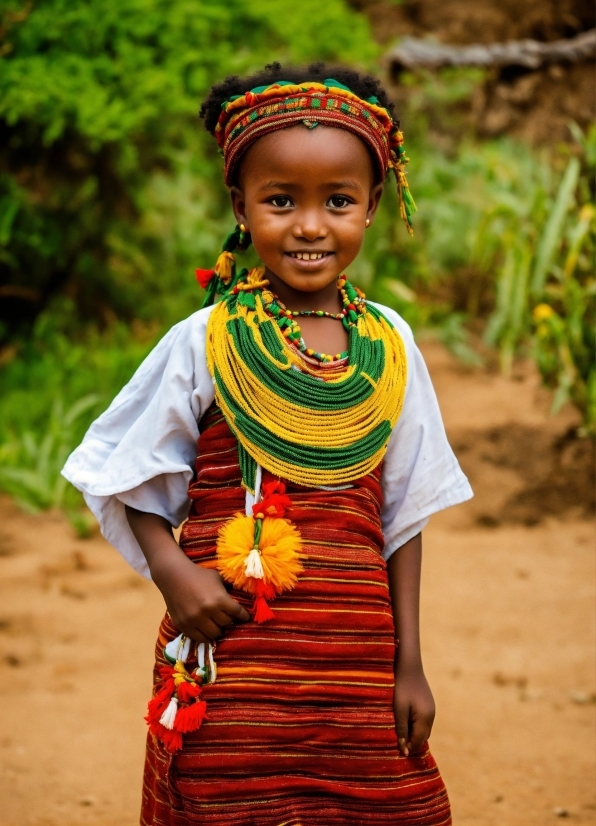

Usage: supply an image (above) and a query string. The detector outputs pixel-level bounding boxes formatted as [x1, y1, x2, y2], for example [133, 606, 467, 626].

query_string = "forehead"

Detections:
[238, 125, 376, 185]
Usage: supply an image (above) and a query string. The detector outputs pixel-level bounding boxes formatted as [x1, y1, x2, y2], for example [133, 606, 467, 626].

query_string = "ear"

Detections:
[365, 182, 384, 226]
[230, 186, 249, 231]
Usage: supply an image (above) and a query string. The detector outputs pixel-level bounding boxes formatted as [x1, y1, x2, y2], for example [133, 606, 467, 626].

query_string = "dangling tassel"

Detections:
[146, 675, 176, 725]
[197, 225, 252, 308]
[215, 480, 304, 623]
[244, 546, 265, 578]
[157, 727, 183, 753]
[174, 699, 207, 732]
[214, 251, 235, 285]
[253, 580, 276, 623]
[145, 635, 212, 754]
[159, 696, 178, 730]
[389, 130, 417, 236]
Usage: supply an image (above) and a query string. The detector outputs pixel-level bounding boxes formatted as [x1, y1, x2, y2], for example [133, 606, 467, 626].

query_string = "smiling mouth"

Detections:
[286, 251, 333, 260]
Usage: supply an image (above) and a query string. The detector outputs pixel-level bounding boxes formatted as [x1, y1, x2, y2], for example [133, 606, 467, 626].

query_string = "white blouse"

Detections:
[62, 302, 472, 578]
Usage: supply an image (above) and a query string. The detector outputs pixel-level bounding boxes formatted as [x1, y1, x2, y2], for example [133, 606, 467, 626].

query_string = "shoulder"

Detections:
[366, 300, 416, 350]
[160, 304, 216, 348]
[366, 300, 432, 401]
[134, 305, 216, 376]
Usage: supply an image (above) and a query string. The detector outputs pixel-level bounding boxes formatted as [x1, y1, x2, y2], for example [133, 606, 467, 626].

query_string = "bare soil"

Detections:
[0, 341, 594, 826]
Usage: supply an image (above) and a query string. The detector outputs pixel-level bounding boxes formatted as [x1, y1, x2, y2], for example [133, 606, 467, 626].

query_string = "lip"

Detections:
[284, 251, 334, 270]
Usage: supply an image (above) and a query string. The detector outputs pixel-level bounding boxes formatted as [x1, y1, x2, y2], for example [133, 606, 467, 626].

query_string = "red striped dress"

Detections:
[141, 403, 451, 826]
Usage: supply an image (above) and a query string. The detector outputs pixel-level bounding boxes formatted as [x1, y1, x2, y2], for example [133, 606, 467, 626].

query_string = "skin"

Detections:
[126, 123, 435, 757]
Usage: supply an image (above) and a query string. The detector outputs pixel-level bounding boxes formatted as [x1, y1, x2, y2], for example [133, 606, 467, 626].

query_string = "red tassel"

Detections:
[149, 721, 184, 753]
[196, 268, 215, 288]
[174, 700, 207, 733]
[177, 681, 201, 703]
[252, 579, 277, 623]
[145, 678, 176, 725]
[253, 595, 275, 623]
[253, 480, 292, 518]
[255, 580, 276, 601]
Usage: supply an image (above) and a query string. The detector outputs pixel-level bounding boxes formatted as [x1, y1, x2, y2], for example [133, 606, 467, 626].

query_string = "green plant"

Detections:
[0, 393, 100, 520]
[483, 128, 595, 432]
[0, 0, 377, 341]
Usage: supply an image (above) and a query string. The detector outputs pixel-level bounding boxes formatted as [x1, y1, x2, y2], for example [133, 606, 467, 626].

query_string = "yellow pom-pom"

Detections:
[216, 513, 304, 596]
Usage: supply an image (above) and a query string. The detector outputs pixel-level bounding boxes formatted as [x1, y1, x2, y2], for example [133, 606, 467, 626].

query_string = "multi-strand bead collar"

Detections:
[260, 275, 367, 364]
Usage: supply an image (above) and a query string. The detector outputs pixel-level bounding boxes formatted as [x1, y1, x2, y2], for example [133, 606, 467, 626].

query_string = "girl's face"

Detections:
[230, 125, 383, 302]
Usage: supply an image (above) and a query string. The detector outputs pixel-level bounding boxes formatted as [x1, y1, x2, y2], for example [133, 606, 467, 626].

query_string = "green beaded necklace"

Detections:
[261, 275, 366, 363]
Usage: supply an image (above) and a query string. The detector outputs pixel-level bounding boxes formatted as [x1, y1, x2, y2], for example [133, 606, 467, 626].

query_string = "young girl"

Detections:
[63, 62, 472, 826]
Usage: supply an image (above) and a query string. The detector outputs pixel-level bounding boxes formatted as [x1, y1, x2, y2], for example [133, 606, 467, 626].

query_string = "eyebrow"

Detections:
[259, 179, 362, 191]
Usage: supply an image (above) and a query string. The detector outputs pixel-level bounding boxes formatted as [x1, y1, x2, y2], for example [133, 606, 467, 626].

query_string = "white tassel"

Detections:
[164, 633, 191, 664]
[244, 463, 263, 515]
[208, 643, 217, 683]
[159, 696, 178, 730]
[244, 547, 264, 579]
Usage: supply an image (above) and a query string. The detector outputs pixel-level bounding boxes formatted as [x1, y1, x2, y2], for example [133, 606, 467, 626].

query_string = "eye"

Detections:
[269, 195, 293, 208]
[328, 195, 352, 209]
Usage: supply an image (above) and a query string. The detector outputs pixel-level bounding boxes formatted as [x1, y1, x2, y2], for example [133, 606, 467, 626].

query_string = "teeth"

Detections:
[290, 252, 326, 260]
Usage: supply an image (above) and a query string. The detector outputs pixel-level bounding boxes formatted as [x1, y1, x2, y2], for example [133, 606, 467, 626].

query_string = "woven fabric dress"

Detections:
[141, 400, 452, 826]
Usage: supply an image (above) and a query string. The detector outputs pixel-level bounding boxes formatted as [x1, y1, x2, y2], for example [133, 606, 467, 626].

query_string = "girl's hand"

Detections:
[393, 667, 436, 757]
[152, 551, 251, 645]
[125, 506, 250, 644]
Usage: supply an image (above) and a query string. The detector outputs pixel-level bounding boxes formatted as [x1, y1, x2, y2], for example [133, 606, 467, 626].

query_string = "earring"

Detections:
[365, 219, 371, 228]
[240, 224, 247, 233]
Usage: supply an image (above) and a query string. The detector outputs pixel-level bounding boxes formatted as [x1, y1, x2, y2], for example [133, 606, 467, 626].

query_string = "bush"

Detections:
[0, 0, 376, 340]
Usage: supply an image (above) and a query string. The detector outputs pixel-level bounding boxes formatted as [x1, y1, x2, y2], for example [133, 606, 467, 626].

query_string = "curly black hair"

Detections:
[199, 62, 398, 135]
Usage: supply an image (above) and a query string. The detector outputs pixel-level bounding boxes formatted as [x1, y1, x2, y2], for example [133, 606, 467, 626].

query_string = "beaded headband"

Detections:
[197, 79, 417, 305]
[215, 79, 416, 235]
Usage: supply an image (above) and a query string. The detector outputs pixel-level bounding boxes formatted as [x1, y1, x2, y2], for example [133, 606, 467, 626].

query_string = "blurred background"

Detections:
[0, 1, 594, 824]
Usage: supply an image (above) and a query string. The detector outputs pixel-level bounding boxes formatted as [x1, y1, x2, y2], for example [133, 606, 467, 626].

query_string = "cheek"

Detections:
[247, 205, 293, 248]
[249, 213, 286, 253]
[333, 214, 366, 252]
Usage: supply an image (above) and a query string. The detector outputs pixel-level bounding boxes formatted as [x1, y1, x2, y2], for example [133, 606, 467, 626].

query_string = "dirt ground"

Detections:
[0, 341, 594, 826]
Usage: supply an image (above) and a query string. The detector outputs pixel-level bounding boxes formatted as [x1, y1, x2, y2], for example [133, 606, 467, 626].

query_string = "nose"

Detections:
[293, 209, 328, 242]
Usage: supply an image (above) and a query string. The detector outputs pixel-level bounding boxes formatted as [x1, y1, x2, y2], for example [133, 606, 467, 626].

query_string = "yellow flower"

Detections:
[533, 303, 554, 322]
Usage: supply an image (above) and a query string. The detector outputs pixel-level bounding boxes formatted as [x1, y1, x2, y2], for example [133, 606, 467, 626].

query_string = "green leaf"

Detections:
[531, 157, 580, 296]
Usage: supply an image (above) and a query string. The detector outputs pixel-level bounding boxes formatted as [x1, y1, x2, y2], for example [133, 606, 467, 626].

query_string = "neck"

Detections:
[264, 268, 344, 313]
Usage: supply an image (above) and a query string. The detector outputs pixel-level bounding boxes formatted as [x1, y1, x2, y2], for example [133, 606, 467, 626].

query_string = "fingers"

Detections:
[170, 601, 250, 644]
[220, 593, 251, 622]
[408, 715, 432, 754]
[178, 627, 211, 645]
[211, 608, 235, 629]
[394, 702, 410, 757]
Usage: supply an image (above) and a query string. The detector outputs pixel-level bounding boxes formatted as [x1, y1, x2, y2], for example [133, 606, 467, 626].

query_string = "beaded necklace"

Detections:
[206, 268, 408, 492]
[261, 275, 366, 364]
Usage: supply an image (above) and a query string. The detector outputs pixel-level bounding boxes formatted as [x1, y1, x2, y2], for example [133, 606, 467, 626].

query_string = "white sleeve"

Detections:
[61, 306, 216, 578]
[372, 304, 473, 561]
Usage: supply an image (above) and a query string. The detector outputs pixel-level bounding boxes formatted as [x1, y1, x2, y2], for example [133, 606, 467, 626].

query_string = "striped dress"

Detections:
[141, 403, 451, 826]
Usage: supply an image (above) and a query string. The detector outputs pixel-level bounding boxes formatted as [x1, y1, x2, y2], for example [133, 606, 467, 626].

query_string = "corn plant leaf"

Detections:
[531, 157, 580, 296]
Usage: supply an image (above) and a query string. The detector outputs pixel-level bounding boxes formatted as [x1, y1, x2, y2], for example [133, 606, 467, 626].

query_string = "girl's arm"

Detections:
[125, 507, 250, 643]
[387, 532, 436, 756]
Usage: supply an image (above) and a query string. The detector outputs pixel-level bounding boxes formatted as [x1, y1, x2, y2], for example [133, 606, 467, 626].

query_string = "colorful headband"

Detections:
[215, 79, 416, 234]
[197, 79, 417, 305]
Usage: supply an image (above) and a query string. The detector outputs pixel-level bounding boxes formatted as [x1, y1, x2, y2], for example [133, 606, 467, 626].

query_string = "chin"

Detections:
[277, 265, 342, 292]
